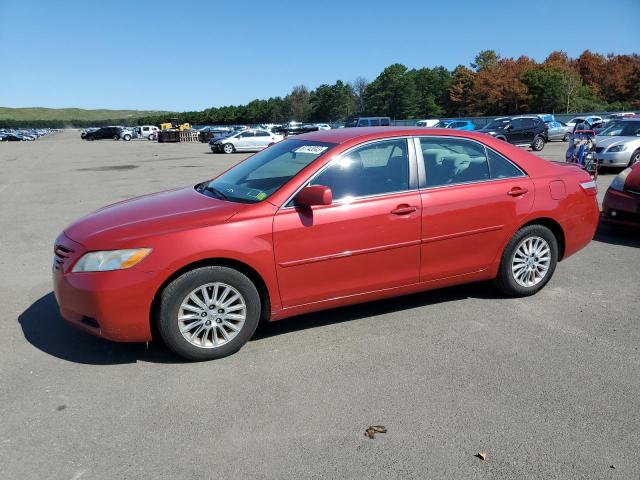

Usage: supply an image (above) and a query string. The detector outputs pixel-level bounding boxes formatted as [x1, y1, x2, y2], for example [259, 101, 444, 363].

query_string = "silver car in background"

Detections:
[596, 119, 640, 167]
[211, 128, 283, 154]
[546, 121, 571, 141]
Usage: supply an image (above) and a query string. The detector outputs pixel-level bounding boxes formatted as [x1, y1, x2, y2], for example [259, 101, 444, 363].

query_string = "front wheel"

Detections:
[223, 143, 235, 154]
[157, 266, 261, 361]
[494, 225, 558, 297]
[113, 135, 119, 140]
[123, 134, 131, 141]
[562, 133, 569, 142]
[532, 135, 545, 151]
[628, 149, 640, 167]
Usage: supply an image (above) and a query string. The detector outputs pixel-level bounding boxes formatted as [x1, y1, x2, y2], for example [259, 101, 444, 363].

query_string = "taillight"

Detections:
[579, 180, 597, 196]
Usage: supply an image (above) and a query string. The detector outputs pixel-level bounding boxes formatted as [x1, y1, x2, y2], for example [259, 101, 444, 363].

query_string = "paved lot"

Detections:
[1, 131, 638, 479]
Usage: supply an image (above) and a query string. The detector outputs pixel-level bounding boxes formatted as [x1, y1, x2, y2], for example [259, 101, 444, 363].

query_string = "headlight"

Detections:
[72, 248, 152, 272]
[606, 144, 627, 153]
[609, 167, 631, 192]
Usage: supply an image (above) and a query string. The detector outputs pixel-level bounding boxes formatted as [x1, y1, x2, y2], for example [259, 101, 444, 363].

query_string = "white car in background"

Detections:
[211, 128, 283, 153]
[565, 116, 603, 130]
[416, 119, 440, 127]
[315, 123, 331, 130]
[138, 125, 159, 140]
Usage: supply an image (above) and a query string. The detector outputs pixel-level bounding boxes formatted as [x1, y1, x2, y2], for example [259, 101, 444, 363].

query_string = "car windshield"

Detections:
[434, 121, 452, 128]
[198, 139, 336, 203]
[484, 119, 509, 129]
[598, 121, 640, 137]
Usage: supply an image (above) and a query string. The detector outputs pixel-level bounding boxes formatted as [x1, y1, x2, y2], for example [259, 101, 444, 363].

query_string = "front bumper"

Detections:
[52, 233, 158, 342]
[597, 151, 630, 167]
[601, 188, 640, 227]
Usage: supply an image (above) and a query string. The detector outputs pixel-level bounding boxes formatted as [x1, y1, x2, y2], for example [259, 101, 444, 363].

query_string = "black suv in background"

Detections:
[82, 126, 125, 141]
[478, 116, 548, 151]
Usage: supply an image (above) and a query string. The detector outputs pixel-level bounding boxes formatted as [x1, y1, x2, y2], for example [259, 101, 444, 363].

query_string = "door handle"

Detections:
[507, 187, 528, 197]
[390, 205, 417, 215]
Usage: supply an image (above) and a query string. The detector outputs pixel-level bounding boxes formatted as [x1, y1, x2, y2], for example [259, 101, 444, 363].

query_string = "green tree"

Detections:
[471, 50, 500, 71]
[364, 64, 418, 118]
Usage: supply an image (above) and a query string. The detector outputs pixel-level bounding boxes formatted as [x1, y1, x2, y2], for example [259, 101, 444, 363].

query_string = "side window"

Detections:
[256, 131, 270, 137]
[311, 139, 409, 200]
[380, 118, 390, 126]
[510, 118, 524, 130]
[371, 119, 380, 126]
[419, 137, 489, 187]
[523, 118, 535, 129]
[142, 126, 149, 132]
[240, 131, 254, 138]
[357, 119, 369, 127]
[486, 148, 525, 179]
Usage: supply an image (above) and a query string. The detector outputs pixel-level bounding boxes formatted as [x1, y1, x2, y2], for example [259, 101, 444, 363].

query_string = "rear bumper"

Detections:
[602, 188, 640, 227]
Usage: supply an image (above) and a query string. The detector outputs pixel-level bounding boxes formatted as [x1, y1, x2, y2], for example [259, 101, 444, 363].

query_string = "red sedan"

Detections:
[601, 163, 640, 228]
[53, 128, 599, 360]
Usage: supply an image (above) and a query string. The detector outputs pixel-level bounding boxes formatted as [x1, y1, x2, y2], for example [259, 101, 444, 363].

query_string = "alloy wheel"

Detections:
[177, 282, 246, 349]
[511, 236, 551, 287]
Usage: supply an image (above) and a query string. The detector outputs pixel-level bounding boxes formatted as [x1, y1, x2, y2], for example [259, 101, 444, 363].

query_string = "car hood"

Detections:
[596, 136, 639, 149]
[64, 185, 245, 249]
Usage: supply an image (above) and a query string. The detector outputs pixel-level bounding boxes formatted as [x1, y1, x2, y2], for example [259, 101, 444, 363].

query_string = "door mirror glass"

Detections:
[295, 185, 332, 207]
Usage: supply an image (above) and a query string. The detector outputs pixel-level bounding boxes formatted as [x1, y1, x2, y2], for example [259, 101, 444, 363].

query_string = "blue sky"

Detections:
[1, 0, 637, 111]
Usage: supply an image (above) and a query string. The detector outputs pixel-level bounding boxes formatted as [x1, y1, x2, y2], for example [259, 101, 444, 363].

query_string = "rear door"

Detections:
[417, 136, 534, 281]
[254, 130, 272, 149]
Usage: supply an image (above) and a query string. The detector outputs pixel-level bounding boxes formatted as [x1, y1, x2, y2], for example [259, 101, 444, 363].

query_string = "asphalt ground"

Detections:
[0, 131, 638, 479]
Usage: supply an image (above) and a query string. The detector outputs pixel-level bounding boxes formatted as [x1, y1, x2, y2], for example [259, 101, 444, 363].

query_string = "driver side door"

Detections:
[273, 138, 421, 307]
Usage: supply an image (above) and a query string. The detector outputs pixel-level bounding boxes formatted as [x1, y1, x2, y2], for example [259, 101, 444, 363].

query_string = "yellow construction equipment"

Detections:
[159, 118, 191, 131]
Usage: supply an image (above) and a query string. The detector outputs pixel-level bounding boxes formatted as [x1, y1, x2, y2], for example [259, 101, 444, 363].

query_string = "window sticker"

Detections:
[294, 145, 328, 155]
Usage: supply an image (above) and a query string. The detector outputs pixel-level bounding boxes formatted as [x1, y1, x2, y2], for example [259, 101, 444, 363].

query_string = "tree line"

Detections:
[3, 49, 639, 128]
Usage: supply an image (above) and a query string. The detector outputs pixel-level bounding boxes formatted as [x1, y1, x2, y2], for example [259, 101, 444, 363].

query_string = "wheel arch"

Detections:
[520, 217, 566, 260]
[150, 257, 272, 340]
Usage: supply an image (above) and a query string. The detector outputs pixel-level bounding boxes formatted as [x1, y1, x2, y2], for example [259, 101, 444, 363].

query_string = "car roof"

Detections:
[294, 126, 493, 145]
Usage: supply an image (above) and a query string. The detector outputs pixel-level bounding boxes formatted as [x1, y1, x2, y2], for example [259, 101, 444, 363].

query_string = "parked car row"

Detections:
[80, 125, 159, 141]
[0, 128, 57, 141]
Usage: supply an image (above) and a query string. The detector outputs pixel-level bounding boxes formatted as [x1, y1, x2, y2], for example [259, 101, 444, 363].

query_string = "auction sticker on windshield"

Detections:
[294, 145, 328, 155]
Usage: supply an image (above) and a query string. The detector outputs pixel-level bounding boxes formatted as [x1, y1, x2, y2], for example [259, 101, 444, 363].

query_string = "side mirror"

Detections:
[295, 185, 332, 208]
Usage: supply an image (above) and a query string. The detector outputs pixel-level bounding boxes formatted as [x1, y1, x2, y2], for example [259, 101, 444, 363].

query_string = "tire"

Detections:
[628, 149, 640, 167]
[531, 135, 545, 151]
[223, 143, 235, 154]
[157, 266, 261, 361]
[88, 136, 94, 141]
[113, 135, 119, 141]
[123, 134, 131, 141]
[494, 225, 558, 297]
[148, 134, 156, 141]
[562, 133, 569, 142]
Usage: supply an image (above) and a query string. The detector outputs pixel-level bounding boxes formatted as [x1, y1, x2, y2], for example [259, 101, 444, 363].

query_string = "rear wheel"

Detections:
[113, 135, 119, 140]
[223, 143, 235, 154]
[562, 133, 569, 142]
[532, 135, 545, 151]
[123, 134, 131, 141]
[157, 266, 261, 361]
[494, 225, 558, 297]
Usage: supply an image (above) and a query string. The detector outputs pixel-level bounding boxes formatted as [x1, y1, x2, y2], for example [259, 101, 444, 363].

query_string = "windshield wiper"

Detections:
[203, 185, 228, 200]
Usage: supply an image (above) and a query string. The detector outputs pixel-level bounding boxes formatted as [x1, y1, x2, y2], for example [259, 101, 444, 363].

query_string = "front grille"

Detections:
[53, 244, 74, 271]
[595, 147, 604, 153]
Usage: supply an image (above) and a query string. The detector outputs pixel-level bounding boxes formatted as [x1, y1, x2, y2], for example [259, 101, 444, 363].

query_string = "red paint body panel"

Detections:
[273, 191, 421, 307]
[53, 128, 599, 342]
[601, 163, 640, 227]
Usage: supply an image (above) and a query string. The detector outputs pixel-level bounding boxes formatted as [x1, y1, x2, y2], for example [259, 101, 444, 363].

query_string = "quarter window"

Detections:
[311, 139, 409, 200]
[486, 148, 525, 179]
[255, 131, 270, 137]
[419, 137, 489, 187]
